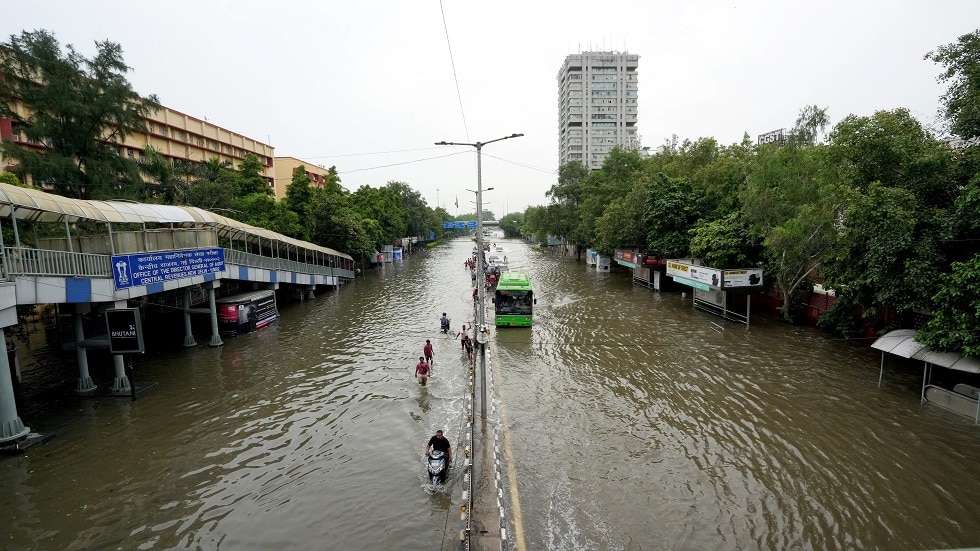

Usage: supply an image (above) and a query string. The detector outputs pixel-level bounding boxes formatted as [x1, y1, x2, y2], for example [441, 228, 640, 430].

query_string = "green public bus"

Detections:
[493, 270, 535, 327]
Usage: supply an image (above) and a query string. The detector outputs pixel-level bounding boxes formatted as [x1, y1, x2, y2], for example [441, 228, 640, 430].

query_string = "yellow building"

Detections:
[1, 103, 275, 192]
[273, 157, 338, 201]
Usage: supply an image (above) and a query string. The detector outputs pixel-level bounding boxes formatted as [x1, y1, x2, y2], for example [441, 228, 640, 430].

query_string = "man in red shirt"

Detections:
[415, 356, 430, 386]
[423, 340, 434, 370]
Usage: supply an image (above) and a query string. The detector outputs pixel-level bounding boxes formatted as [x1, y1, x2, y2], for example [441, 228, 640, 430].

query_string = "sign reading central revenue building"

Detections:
[112, 248, 225, 290]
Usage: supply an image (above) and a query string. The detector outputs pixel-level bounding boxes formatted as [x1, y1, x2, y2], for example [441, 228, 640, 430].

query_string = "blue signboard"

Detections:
[454, 221, 466, 229]
[466, 221, 477, 228]
[112, 248, 226, 290]
[443, 222, 454, 229]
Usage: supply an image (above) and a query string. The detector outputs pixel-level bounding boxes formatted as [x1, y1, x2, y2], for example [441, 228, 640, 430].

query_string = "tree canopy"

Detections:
[522, 71, 980, 352]
[926, 29, 980, 140]
[0, 30, 159, 199]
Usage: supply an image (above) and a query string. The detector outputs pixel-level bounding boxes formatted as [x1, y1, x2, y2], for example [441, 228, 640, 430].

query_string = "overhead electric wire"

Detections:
[481, 153, 558, 175]
[335, 151, 469, 175]
[291, 146, 446, 159]
[438, 0, 469, 141]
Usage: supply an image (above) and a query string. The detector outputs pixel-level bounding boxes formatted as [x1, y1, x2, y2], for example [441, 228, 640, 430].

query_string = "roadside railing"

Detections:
[223, 249, 340, 278]
[2, 247, 112, 278]
[2, 246, 354, 283]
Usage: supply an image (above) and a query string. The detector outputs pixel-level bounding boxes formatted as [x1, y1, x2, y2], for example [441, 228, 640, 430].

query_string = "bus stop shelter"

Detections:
[871, 329, 980, 422]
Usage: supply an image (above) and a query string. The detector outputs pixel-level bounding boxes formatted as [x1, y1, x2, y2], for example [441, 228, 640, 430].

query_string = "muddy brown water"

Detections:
[2, 238, 978, 550]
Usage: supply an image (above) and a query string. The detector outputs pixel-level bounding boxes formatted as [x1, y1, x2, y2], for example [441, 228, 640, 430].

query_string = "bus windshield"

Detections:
[494, 290, 533, 315]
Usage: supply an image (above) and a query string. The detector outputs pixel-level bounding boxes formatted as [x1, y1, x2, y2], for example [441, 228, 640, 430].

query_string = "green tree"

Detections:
[233, 193, 301, 237]
[186, 157, 237, 210]
[829, 109, 956, 208]
[543, 161, 590, 246]
[925, 29, 980, 140]
[916, 253, 980, 356]
[577, 148, 645, 248]
[350, 184, 407, 249]
[284, 165, 314, 240]
[499, 212, 525, 239]
[821, 109, 959, 334]
[235, 153, 271, 196]
[386, 181, 430, 237]
[310, 179, 373, 258]
[594, 180, 650, 254]
[0, 171, 25, 187]
[140, 145, 196, 204]
[643, 173, 709, 257]
[790, 104, 830, 146]
[689, 212, 761, 268]
[819, 185, 921, 335]
[0, 30, 159, 199]
[741, 138, 839, 322]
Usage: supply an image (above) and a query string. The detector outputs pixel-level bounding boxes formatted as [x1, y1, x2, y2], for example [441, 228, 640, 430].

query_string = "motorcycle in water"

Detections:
[426, 449, 448, 485]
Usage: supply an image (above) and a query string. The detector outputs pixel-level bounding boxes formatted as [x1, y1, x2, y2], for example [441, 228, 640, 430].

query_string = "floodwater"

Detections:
[2, 238, 979, 550]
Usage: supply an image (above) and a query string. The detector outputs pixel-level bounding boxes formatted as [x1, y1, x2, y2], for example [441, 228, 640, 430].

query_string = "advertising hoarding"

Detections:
[105, 308, 144, 354]
[723, 269, 764, 288]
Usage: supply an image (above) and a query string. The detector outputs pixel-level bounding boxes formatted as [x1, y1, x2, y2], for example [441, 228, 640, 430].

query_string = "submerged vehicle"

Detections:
[426, 450, 448, 484]
[216, 289, 278, 337]
[493, 270, 535, 327]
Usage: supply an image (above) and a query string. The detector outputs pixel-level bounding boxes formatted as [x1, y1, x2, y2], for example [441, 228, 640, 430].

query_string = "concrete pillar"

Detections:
[305, 285, 315, 300]
[0, 328, 29, 443]
[182, 288, 197, 347]
[73, 311, 96, 394]
[207, 284, 223, 347]
[110, 354, 131, 393]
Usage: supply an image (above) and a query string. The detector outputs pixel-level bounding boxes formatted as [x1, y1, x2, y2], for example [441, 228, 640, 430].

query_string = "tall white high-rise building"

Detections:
[557, 51, 640, 170]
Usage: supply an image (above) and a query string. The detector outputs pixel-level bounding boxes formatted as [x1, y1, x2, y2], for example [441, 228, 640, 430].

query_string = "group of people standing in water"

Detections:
[415, 314, 474, 386]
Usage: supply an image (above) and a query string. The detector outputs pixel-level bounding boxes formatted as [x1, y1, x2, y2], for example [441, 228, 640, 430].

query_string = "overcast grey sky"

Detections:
[5, 1, 978, 219]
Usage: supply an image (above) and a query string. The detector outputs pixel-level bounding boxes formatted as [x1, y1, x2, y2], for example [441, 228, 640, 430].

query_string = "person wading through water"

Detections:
[415, 356, 430, 386]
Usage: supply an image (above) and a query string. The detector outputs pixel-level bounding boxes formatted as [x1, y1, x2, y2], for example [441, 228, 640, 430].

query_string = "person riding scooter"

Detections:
[439, 313, 450, 334]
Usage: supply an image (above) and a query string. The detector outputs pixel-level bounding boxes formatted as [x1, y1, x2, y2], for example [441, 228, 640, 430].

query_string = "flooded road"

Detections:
[2, 238, 979, 550]
[496, 243, 980, 550]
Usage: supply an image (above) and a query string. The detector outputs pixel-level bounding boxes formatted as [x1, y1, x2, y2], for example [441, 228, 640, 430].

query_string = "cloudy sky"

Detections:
[5, 1, 978, 218]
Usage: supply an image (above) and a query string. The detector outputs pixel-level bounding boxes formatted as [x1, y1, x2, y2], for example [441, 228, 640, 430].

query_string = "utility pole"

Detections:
[435, 133, 523, 418]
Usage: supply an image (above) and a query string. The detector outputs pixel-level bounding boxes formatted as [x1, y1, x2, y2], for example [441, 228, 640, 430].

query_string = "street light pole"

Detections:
[435, 133, 523, 419]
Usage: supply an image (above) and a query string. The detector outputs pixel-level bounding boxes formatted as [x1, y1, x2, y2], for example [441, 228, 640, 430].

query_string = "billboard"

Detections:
[722, 269, 763, 288]
[667, 260, 721, 288]
[105, 308, 144, 354]
[758, 129, 787, 146]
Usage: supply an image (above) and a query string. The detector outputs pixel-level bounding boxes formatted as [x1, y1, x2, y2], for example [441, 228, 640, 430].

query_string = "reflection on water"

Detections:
[1, 242, 476, 550]
[495, 245, 980, 551]
[3, 238, 979, 550]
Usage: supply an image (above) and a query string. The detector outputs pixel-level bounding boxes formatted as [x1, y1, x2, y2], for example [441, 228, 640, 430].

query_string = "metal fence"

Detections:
[2, 247, 112, 278]
[2, 246, 354, 283]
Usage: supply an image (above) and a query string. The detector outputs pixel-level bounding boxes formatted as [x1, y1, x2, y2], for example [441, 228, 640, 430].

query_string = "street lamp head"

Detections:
[434, 141, 449, 145]
[509, 133, 524, 138]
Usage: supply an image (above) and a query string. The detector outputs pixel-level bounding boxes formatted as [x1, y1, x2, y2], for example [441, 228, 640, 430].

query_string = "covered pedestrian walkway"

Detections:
[0, 182, 355, 445]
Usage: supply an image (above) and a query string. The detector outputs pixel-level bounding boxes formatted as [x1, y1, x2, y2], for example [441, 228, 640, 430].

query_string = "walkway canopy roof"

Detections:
[0, 182, 352, 261]
[871, 329, 980, 373]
